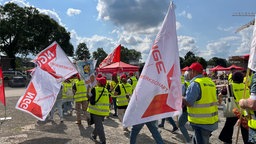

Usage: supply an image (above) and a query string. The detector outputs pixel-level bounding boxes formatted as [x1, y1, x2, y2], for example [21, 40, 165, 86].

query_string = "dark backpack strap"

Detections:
[95, 87, 105, 104]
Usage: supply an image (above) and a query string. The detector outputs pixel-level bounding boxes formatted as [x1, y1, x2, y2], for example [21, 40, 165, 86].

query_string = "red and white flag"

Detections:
[0, 67, 6, 106]
[98, 44, 121, 68]
[16, 67, 61, 121]
[123, 2, 182, 127]
[248, 16, 256, 71]
[33, 41, 78, 80]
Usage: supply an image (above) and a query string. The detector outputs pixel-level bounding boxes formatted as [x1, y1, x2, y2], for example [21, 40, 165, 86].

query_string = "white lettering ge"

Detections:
[152, 45, 166, 74]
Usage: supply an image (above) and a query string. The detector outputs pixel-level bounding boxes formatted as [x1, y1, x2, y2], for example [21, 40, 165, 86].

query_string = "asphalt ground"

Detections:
[0, 87, 244, 144]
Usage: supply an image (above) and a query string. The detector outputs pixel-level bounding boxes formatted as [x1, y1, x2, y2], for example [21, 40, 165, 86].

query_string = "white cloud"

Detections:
[178, 10, 192, 19]
[178, 35, 197, 57]
[66, 8, 81, 16]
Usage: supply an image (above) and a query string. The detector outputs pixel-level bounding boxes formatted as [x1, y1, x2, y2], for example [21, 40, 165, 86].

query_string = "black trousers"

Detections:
[219, 117, 249, 144]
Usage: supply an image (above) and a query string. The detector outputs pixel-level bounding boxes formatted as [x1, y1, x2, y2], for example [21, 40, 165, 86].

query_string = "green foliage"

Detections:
[0, 3, 73, 70]
[207, 57, 227, 67]
[74, 43, 91, 60]
[120, 46, 141, 64]
[92, 48, 108, 67]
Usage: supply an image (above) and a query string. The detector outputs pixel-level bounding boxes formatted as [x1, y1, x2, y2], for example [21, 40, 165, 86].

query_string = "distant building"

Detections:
[228, 55, 248, 69]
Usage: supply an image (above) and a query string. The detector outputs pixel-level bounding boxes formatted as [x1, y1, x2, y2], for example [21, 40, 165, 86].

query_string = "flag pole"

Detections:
[235, 68, 250, 144]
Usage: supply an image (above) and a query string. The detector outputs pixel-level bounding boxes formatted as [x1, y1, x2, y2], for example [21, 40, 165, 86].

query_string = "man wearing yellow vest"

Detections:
[127, 72, 138, 91]
[109, 72, 119, 116]
[88, 76, 109, 144]
[73, 74, 90, 125]
[114, 74, 132, 133]
[62, 78, 74, 115]
[182, 62, 218, 144]
[239, 72, 256, 143]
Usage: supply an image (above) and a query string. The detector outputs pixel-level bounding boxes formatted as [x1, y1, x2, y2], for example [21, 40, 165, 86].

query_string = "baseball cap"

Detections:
[129, 72, 134, 76]
[189, 62, 203, 73]
[97, 73, 102, 78]
[96, 77, 107, 86]
[112, 72, 117, 77]
[120, 74, 127, 79]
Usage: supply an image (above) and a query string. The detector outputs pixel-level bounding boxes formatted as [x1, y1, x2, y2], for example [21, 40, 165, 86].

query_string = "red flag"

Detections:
[0, 67, 6, 106]
[99, 44, 121, 68]
[123, 2, 182, 127]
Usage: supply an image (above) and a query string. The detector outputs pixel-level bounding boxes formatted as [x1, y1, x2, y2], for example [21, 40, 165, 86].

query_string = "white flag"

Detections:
[248, 16, 256, 71]
[34, 41, 78, 80]
[16, 67, 61, 121]
[123, 2, 182, 127]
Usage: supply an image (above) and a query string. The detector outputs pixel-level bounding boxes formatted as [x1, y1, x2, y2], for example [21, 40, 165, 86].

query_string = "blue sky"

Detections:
[1, 0, 256, 62]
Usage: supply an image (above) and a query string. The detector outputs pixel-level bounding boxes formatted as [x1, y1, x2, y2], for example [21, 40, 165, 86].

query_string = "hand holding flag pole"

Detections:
[235, 15, 256, 144]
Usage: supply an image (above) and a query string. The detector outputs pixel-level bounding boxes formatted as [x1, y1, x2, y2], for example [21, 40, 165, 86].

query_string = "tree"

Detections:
[207, 57, 227, 67]
[0, 3, 73, 70]
[183, 51, 197, 66]
[120, 46, 141, 64]
[92, 48, 108, 67]
[197, 57, 207, 69]
[74, 43, 91, 61]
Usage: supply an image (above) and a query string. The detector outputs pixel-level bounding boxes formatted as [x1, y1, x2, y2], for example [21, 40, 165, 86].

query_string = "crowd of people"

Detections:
[44, 62, 256, 144]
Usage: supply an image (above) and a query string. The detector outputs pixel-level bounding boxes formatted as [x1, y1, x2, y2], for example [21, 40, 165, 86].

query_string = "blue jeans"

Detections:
[191, 125, 212, 144]
[49, 100, 63, 120]
[63, 101, 73, 113]
[249, 128, 256, 143]
[160, 117, 177, 128]
[130, 121, 164, 144]
[178, 111, 191, 143]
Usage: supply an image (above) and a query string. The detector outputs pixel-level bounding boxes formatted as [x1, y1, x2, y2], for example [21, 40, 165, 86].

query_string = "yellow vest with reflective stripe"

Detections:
[87, 87, 110, 116]
[231, 83, 250, 103]
[116, 83, 132, 106]
[74, 80, 88, 102]
[62, 82, 74, 100]
[130, 76, 138, 90]
[187, 77, 218, 124]
[248, 113, 256, 129]
[110, 81, 119, 98]
[181, 75, 185, 84]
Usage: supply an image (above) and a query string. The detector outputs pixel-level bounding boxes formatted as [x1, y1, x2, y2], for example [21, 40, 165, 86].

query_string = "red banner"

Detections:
[99, 44, 121, 68]
[0, 67, 6, 106]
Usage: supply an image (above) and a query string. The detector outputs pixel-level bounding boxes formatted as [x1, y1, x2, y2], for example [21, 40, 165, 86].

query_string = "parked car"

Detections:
[3, 71, 27, 80]
[8, 76, 26, 87]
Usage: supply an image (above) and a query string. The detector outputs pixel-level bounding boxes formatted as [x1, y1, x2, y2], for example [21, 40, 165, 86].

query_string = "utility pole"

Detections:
[232, 12, 255, 33]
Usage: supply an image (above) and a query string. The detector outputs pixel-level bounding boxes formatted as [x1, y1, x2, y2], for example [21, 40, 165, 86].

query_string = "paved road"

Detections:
[4, 87, 26, 97]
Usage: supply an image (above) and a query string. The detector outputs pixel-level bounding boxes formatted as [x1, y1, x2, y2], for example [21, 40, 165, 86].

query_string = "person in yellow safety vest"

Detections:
[239, 72, 256, 144]
[114, 73, 132, 133]
[178, 70, 192, 143]
[73, 75, 90, 125]
[243, 69, 253, 89]
[182, 62, 218, 144]
[218, 71, 251, 144]
[127, 72, 138, 91]
[228, 68, 236, 84]
[87, 77, 109, 144]
[62, 78, 74, 115]
[109, 72, 119, 117]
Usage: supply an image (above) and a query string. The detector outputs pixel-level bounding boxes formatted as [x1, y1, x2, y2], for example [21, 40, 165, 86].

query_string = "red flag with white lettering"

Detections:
[99, 44, 121, 68]
[0, 67, 6, 106]
[16, 67, 61, 121]
[123, 2, 182, 127]
[33, 41, 78, 80]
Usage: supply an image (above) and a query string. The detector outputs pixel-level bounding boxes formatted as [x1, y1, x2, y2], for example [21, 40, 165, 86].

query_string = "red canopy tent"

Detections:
[226, 64, 244, 70]
[97, 61, 139, 73]
[210, 65, 227, 71]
